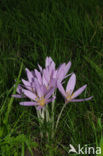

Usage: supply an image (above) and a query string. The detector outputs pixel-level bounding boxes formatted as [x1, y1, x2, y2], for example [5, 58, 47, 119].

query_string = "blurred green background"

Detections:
[0, 0, 103, 155]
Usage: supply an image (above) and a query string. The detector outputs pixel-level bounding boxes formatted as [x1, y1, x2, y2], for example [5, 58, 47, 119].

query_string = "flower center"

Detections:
[66, 91, 74, 101]
[37, 96, 46, 106]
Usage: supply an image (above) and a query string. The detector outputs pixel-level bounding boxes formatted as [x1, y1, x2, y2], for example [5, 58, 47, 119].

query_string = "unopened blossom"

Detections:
[57, 73, 93, 103]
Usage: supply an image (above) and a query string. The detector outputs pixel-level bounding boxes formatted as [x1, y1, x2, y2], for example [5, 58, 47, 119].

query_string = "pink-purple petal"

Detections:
[36, 106, 42, 110]
[48, 57, 53, 65]
[38, 64, 42, 72]
[17, 85, 22, 94]
[66, 73, 76, 93]
[22, 79, 31, 90]
[12, 94, 23, 98]
[45, 57, 49, 67]
[49, 79, 56, 88]
[57, 82, 66, 98]
[22, 89, 37, 100]
[35, 69, 42, 85]
[57, 69, 65, 82]
[20, 101, 37, 106]
[45, 88, 55, 99]
[25, 68, 34, 82]
[64, 61, 71, 75]
[71, 96, 93, 102]
[53, 70, 57, 79]
[42, 85, 48, 95]
[64, 73, 72, 79]
[50, 61, 55, 72]
[43, 74, 48, 87]
[46, 97, 55, 104]
[43, 68, 50, 83]
[57, 63, 66, 80]
[35, 79, 43, 97]
[72, 84, 87, 99]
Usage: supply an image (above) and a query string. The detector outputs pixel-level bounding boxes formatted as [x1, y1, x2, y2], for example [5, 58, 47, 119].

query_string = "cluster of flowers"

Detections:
[13, 57, 93, 109]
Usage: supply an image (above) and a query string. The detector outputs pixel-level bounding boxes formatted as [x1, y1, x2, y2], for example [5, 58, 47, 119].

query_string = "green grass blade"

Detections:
[84, 56, 103, 79]
[4, 62, 23, 124]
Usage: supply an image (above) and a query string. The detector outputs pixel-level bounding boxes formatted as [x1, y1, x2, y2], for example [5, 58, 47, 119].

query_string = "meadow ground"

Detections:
[0, 0, 103, 155]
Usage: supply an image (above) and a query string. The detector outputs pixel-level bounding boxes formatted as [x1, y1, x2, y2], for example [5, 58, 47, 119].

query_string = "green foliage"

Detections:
[0, 0, 103, 155]
[0, 134, 38, 156]
[84, 56, 103, 79]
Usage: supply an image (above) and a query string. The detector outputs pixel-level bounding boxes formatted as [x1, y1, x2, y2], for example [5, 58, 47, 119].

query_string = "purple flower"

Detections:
[12, 57, 73, 109]
[57, 73, 93, 103]
[13, 78, 55, 110]
[44, 57, 71, 83]
[20, 87, 55, 110]
[56, 61, 71, 82]
[12, 66, 55, 109]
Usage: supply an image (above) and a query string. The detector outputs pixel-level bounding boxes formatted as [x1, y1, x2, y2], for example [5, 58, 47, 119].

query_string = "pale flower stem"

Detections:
[46, 104, 49, 122]
[45, 104, 50, 138]
[51, 92, 56, 138]
[41, 107, 45, 119]
[51, 102, 55, 138]
[55, 102, 67, 129]
[36, 108, 44, 138]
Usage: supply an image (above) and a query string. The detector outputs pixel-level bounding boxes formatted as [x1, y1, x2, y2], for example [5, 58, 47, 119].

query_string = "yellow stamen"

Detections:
[37, 96, 46, 106]
[66, 91, 74, 102]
